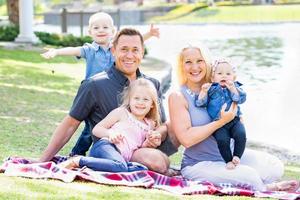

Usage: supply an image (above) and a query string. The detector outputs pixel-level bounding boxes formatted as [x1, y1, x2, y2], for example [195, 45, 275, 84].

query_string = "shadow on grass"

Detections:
[0, 64, 78, 91]
[0, 51, 81, 160]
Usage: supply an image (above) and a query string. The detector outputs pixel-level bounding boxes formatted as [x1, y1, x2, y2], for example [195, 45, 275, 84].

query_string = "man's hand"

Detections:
[142, 130, 161, 148]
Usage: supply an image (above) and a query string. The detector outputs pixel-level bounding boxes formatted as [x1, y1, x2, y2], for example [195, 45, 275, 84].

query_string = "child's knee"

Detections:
[147, 152, 169, 174]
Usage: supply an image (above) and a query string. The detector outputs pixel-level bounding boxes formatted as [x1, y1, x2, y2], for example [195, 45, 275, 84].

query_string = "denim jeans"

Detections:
[79, 139, 128, 172]
[213, 117, 247, 163]
[70, 120, 93, 156]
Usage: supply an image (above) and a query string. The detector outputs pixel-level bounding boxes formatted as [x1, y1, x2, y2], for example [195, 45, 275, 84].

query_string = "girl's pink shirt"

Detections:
[111, 110, 152, 162]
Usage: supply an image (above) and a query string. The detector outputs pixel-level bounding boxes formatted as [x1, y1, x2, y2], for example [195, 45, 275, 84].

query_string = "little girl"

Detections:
[60, 78, 164, 172]
[195, 58, 247, 170]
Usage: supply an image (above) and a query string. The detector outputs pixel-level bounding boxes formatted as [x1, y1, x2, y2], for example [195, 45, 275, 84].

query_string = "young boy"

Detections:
[41, 12, 160, 156]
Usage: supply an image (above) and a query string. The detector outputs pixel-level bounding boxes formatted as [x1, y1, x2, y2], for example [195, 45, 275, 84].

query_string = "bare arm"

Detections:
[168, 91, 237, 148]
[39, 115, 81, 162]
[41, 47, 81, 59]
[92, 108, 124, 139]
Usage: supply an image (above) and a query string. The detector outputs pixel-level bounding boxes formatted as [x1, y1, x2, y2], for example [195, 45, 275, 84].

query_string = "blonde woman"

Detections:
[168, 45, 299, 191]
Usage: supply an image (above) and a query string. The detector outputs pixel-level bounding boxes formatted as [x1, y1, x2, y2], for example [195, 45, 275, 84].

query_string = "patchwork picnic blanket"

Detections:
[1, 156, 300, 200]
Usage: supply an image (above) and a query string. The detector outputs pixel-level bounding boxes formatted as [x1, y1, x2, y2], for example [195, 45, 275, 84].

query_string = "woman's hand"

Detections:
[219, 103, 237, 125]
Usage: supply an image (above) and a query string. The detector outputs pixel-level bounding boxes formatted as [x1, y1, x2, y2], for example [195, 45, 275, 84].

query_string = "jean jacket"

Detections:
[195, 82, 246, 120]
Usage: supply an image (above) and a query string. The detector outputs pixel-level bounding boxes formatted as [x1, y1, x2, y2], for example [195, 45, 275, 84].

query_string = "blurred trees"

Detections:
[7, 0, 19, 25]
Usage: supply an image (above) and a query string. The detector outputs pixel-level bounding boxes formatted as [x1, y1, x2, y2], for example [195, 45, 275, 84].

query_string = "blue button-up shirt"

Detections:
[78, 41, 115, 79]
[195, 82, 246, 120]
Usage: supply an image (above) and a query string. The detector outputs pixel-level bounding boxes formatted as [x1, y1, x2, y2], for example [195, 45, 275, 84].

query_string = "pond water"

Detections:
[135, 23, 300, 154]
[34, 23, 300, 153]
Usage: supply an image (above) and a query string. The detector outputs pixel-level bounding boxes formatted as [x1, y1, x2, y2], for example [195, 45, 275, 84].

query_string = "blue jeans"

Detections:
[213, 117, 247, 163]
[70, 120, 93, 156]
[79, 139, 128, 172]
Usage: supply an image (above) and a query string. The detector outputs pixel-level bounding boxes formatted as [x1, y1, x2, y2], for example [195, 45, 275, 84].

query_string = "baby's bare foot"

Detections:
[232, 156, 240, 166]
[266, 180, 300, 192]
[226, 161, 236, 170]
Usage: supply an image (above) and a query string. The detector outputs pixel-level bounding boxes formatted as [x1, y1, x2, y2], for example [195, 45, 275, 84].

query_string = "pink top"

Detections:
[111, 109, 152, 162]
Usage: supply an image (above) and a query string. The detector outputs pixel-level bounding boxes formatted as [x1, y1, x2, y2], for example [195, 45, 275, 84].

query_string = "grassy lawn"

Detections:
[150, 4, 300, 23]
[0, 47, 299, 199]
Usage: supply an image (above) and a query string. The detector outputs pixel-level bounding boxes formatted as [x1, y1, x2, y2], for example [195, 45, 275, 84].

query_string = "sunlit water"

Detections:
[35, 23, 300, 153]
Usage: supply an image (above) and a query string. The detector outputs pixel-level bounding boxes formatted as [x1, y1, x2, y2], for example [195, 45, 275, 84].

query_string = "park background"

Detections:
[0, 0, 300, 199]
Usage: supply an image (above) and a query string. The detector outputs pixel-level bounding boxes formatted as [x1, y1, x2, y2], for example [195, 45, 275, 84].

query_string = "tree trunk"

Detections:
[136, 0, 143, 6]
[7, 0, 19, 25]
[113, 0, 120, 5]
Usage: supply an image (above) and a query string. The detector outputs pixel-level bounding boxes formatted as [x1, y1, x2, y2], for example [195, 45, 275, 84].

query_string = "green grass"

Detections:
[150, 4, 300, 23]
[0, 47, 299, 199]
[0, 47, 84, 161]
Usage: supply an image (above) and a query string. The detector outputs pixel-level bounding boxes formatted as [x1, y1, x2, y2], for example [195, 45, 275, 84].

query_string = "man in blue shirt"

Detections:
[41, 12, 160, 157]
[39, 28, 178, 174]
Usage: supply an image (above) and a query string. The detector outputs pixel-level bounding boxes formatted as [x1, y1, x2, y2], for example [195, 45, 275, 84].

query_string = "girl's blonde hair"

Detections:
[177, 45, 212, 85]
[121, 78, 161, 127]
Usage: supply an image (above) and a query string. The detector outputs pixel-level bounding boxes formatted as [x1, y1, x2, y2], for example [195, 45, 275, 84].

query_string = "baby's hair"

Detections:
[212, 58, 237, 73]
[88, 12, 114, 29]
[121, 78, 161, 127]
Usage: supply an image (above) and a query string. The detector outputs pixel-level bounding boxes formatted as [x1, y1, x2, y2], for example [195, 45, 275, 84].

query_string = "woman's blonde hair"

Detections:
[121, 78, 161, 127]
[177, 45, 213, 85]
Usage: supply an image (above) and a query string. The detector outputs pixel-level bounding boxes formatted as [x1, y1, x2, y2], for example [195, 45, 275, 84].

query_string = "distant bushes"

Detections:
[0, 24, 92, 47]
[0, 25, 19, 41]
[35, 31, 92, 47]
[0, 24, 148, 56]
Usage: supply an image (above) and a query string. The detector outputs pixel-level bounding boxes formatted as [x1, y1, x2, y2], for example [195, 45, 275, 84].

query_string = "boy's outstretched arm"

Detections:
[142, 24, 160, 41]
[41, 47, 81, 59]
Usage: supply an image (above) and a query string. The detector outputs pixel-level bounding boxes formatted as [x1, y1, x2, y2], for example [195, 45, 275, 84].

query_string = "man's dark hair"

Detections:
[113, 28, 144, 47]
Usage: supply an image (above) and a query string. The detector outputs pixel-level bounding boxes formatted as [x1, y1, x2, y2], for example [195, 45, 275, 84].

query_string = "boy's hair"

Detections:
[121, 78, 161, 127]
[177, 45, 212, 85]
[113, 28, 144, 48]
[88, 12, 114, 29]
